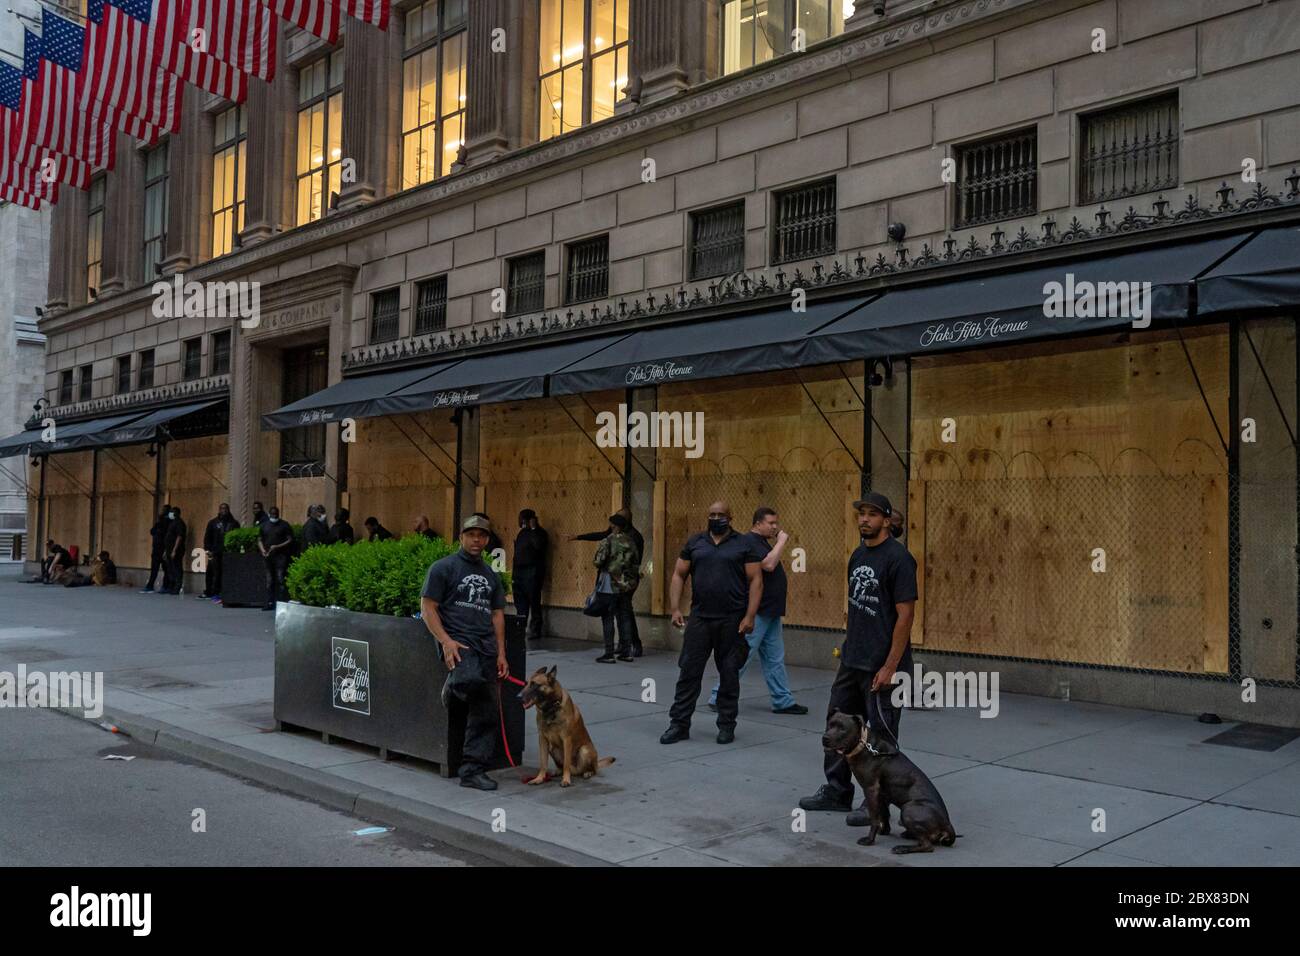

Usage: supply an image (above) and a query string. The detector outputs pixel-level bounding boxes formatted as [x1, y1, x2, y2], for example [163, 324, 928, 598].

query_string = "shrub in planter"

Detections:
[224, 524, 304, 554]
[287, 534, 512, 618]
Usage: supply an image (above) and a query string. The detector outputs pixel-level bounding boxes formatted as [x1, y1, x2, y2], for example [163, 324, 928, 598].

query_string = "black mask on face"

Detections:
[707, 517, 730, 535]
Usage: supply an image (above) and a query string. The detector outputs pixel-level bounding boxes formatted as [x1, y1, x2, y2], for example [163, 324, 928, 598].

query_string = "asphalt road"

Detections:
[0, 707, 486, 867]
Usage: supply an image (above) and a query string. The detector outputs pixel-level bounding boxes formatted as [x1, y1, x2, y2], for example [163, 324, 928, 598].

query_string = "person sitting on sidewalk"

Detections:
[39, 540, 76, 585]
[707, 507, 807, 716]
[91, 551, 118, 586]
[420, 514, 509, 792]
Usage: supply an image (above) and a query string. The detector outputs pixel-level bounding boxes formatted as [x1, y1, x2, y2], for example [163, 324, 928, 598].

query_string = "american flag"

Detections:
[340, 0, 390, 30]
[15, 10, 171, 172]
[0, 183, 42, 209]
[81, 0, 183, 133]
[172, 0, 277, 86]
[143, 0, 250, 102]
[4, 31, 92, 191]
[260, 0, 340, 45]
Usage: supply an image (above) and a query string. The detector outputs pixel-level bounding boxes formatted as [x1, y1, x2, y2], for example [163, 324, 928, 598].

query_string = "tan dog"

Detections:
[518, 665, 614, 787]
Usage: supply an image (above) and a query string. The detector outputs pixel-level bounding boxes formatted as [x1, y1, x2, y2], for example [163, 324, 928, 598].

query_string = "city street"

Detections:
[0, 705, 484, 867]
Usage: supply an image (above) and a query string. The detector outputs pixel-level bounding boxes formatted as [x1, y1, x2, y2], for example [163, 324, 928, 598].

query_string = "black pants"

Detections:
[513, 567, 544, 639]
[162, 553, 183, 593]
[822, 662, 903, 800]
[626, 584, 642, 651]
[205, 552, 224, 598]
[264, 553, 290, 606]
[453, 652, 500, 779]
[145, 552, 164, 589]
[668, 615, 749, 731]
[601, 592, 636, 654]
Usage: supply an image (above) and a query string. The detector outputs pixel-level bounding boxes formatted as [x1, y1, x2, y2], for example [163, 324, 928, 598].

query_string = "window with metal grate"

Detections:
[955, 129, 1037, 228]
[1080, 93, 1179, 204]
[183, 338, 202, 381]
[116, 356, 131, 395]
[138, 349, 155, 390]
[78, 365, 92, 403]
[773, 178, 837, 265]
[565, 235, 609, 304]
[370, 288, 400, 343]
[414, 275, 449, 334]
[210, 330, 231, 376]
[690, 202, 746, 280]
[508, 251, 546, 315]
[58, 371, 73, 406]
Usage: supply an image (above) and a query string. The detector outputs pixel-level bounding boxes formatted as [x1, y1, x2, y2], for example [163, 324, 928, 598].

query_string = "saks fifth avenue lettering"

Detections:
[625, 361, 694, 386]
[919, 316, 1030, 348]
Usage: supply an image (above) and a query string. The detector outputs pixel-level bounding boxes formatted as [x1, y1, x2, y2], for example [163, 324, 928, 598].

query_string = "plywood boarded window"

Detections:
[907, 327, 1230, 675]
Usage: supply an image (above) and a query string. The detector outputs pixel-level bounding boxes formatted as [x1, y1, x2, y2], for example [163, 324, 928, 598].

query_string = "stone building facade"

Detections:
[15, 0, 1300, 722]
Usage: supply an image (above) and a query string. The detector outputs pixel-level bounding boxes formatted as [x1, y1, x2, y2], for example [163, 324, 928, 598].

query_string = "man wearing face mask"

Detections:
[201, 503, 240, 601]
[660, 500, 763, 746]
[161, 507, 188, 595]
[800, 492, 917, 825]
[141, 505, 172, 593]
[258, 506, 296, 611]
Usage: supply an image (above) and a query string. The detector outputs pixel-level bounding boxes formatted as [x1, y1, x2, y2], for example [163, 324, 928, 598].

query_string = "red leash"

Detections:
[497, 672, 526, 768]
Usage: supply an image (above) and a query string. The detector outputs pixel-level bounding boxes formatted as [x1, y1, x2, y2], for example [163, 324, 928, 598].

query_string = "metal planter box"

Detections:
[220, 552, 268, 608]
[274, 602, 527, 776]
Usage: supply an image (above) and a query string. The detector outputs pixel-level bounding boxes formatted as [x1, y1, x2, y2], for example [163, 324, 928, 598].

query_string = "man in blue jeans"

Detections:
[708, 507, 808, 716]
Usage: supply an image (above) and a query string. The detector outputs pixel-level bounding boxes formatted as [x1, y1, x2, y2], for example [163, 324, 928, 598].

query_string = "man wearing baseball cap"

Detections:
[799, 492, 918, 825]
[420, 513, 509, 791]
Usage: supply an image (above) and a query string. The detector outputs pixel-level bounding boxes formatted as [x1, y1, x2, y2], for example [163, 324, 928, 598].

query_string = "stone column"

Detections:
[242, 22, 296, 244]
[628, 0, 713, 107]
[463, 0, 528, 165]
[338, 21, 400, 210]
[99, 131, 143, 296]
[161, 97, 206, 275]
[45, 197, 76, 313]
[846, 0, 896, 31]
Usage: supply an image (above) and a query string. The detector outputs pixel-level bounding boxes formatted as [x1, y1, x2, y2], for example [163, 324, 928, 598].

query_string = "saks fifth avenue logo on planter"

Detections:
[331, 637, 371, 716]
[624, 360, 694, 386]
[918, 316, 1030, 349]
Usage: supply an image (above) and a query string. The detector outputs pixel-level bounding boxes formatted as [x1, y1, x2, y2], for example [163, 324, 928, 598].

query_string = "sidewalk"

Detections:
[3, 578, 1298, 866]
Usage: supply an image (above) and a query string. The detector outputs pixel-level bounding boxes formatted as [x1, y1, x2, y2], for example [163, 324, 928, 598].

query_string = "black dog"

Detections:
[822, 709, 958, 854]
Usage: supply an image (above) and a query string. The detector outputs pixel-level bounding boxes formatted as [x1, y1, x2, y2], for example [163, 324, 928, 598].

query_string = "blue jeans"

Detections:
[708, 614, 796, 711]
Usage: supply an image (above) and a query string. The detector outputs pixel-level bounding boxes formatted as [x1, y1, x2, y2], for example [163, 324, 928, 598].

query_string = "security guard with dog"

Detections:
[800, 492, 918, 825]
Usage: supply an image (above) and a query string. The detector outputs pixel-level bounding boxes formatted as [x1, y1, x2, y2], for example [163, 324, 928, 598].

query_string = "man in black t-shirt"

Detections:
[331, 508, 356, 545]
[800, 492, 918, 826]
[258, 506, 296, 611]
[707, 507, 807, 715]
[421, 513, 508, 791]
[201, 503, 240, 599]
[660, 500, 763, 746]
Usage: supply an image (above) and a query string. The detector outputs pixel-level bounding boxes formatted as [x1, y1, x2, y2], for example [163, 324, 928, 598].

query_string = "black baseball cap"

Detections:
[852, 492, 893, 516]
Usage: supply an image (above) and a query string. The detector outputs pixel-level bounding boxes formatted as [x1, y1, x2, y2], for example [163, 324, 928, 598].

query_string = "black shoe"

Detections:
[659, 724, 689, 745]
[847, 801, 883, 828]
[595, 653, 617, 663]
[632, 644, 644, 658]
[716, 728, 735, 744]
[459, 773, 498, 791]
[616, 648, 634, 662]
[798, 785, 853, 812]
[774, 703, 809, 715]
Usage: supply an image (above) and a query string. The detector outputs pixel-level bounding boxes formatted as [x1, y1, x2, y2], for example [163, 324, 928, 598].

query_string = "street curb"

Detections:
[56, 706, 609, 868]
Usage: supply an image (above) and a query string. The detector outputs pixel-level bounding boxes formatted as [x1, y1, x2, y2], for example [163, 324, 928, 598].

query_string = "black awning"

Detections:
[13, 411, 154, 456]
[381, 332, 633, 413]
[1196, 225, 1300, 317]
[262, 362, 461, 431]
[95, 400, 224, 446]
[0, 426, 46, 460]
[548, 297, 875, 396]
[804, 233, 1252, 364]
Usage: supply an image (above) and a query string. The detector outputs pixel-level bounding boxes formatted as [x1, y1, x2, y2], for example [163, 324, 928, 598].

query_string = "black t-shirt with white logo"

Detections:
[843, 536, 918, 673]
[746, 531, 787, 619]
[422, 550, 507, 655]
[679, 529, 764, 618]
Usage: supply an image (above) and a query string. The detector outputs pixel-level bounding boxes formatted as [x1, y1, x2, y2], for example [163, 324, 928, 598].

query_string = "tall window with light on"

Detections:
[142, 142, 169, 279]
[538, 0, 629, 142]
[296, 50, 345, 225]
[86, 176, 105, 299]
[402, 0, 468, 188]
[211, 106, 247, 258]
[722, 0, 853, 75]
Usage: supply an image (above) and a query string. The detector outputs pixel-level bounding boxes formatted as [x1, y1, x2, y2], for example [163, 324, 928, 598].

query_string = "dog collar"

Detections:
[841, 726, 871, 759]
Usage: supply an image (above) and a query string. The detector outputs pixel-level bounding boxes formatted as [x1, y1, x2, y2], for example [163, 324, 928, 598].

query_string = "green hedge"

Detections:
[286, 534, 513, 617]
[224, 524, 304, 554]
